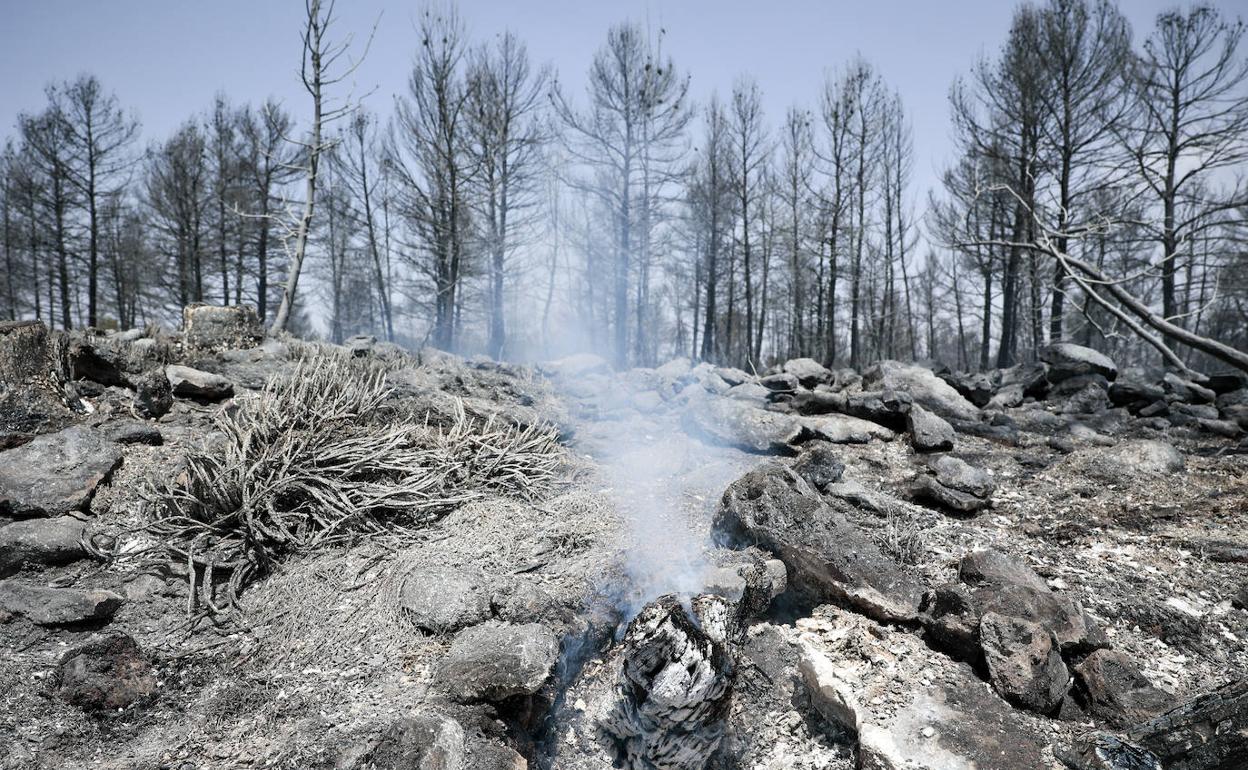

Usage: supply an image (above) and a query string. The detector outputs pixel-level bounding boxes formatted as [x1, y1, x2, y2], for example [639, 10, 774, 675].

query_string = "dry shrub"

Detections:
[142, 355, 562, 613]
[878, 507, 926, 566]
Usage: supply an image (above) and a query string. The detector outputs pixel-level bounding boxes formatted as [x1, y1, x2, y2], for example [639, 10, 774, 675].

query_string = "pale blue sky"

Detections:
[0, 0, 1200, 203]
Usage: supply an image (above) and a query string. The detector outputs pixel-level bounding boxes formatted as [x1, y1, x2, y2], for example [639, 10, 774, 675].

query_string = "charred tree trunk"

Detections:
[600, 594, 735, 770]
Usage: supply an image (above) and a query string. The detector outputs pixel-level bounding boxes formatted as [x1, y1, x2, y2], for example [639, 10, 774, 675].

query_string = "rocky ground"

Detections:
[1, 310, 1246, 770]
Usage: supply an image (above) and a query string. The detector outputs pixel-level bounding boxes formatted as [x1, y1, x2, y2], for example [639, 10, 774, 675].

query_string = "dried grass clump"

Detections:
[283, 336, 415, 372]
[878, 506, 926, 566]
[142, 355, 562, 613]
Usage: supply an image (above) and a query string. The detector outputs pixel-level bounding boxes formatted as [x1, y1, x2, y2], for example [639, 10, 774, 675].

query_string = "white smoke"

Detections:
[559, 361, 756, 621]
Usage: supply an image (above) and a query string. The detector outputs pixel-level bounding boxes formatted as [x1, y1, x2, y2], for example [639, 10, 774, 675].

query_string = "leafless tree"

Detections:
[55, 74, 139, 328]
[273, 0, 372, 334]
[1121, 5, 1248, 351]
[389, 6, 474, 351]
[466, 31, 548, 359]
[552, 21, 690, 368]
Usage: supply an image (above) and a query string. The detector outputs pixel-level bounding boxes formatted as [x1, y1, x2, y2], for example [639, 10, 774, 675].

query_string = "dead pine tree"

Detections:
[272, 0, 373, 335]
[466, 32, 548, 360]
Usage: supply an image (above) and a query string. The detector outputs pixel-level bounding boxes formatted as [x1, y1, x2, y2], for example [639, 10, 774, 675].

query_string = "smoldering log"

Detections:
[600, 594, 736, 770]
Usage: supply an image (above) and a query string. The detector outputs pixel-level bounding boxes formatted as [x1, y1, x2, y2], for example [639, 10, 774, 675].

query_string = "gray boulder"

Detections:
[906, 404, 955, 452]
[0, 580, 124, 625]
[1162, 371, 1216, 405]
[538, 353, 610, 380]
[790, 388, 913, 430]
[1084, 440, 1185, 481]
[1041, 342, 1117, 383]
[334, 713, 466, 770]
[910, 455, 994, 513]
[1051, 374, 1112, 414]
[165, 364, 235, 400]
[0, 517, 87, 577]
[68, 339, 129, 387]
[344, 334, 377, 357]
[0, 320, 81, 447]
[862, 360, 980, 421]
[182, 303, 263, 350]
[654, 357, 693, 380]
[956, 549, 1106, 654]
[0, 425, 122, 517]
[435, 621, 558, 703]
[796, 413, 895, 444]
[1109, 368, 1166, 412]
[799, 612, 1062, 770]
[782, 357, 833, 388]
[723, 382, 770, 401]
[398, 567, 492, 634]
[682, 393, 804, 453]
[56, 632, 157, 711]
[716, 463, 924, 623]
[940, 370, 996, 407]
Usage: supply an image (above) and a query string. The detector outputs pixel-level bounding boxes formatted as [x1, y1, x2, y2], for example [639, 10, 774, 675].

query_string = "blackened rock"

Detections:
[1109, 369, 1166, 411]
[435, 621, 557, 703]
[56, 632, 156, 711]
[0, 517, 87, 577]
[911, 475, 991, 514]
[940, 370, 996, 407]
[759, 372, 800, 394]
[919, 583, 980, 660]
[1057, 734, 1164, 770]
[789, 388, 913, 428]
[1041, 343, 1118, 383]
[1207, 372, 1248, 395]
[0, 581, 123, 625]
[0, 320, 80, 446]
[68, 339, 129, 387]
[959, 549, 1106, 654]
[1162, 372, 1216, 405]
[1074, 649, 1174, 728]
[132, 369, 173, 419]
[716, 463, 924, 623]
[106, 421, 163, 445]
[0, 425, 122, 517]
[791, 443, 845, 492]
[910, 455, 995, 514]
[980, 611, 1069, 714]
[907, 404, 955, 452]
[182, 303, 263, 350]
[1127, 678, 1248, 770]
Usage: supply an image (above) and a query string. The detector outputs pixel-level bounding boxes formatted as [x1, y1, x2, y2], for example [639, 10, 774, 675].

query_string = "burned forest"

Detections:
[1, 1, 1248, 769]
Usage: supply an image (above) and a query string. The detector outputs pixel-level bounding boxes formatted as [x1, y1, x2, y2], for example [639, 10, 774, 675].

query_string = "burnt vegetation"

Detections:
[0, 2, 1247, 770]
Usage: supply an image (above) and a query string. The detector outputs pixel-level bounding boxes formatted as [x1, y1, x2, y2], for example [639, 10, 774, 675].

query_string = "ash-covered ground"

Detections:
[1, 309, 1246, 770]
